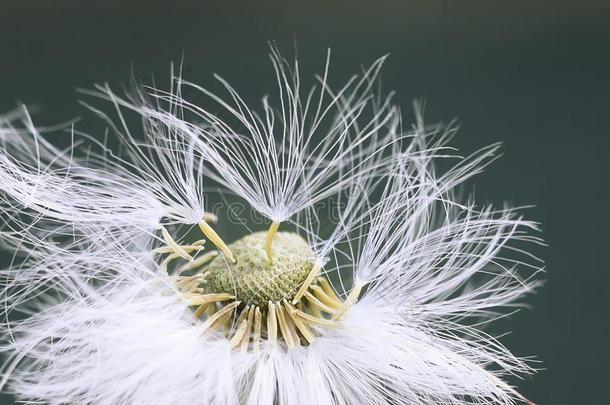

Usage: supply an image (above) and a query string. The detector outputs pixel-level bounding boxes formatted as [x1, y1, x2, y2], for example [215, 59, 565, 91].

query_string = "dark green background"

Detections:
[1, 1, 607, 403]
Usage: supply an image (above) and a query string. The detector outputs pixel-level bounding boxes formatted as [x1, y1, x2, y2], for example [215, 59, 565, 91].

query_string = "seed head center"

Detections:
[205, 231, 314, 308]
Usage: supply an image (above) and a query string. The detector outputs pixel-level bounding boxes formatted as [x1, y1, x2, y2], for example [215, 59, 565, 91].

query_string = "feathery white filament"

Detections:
[141, 46, 401, 224]
[0, 48, 543, 405]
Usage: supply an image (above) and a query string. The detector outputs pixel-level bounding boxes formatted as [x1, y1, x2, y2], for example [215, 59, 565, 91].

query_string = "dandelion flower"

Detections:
[0, 47, 543, 404]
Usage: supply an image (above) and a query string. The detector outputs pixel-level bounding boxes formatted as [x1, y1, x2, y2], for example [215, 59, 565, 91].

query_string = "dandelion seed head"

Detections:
[0, 45, 544, 405]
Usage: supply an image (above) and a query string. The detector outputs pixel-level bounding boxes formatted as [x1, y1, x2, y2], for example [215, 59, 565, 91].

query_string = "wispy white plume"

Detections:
[92, 46, 403, 224]
[0, 47, 544, 404]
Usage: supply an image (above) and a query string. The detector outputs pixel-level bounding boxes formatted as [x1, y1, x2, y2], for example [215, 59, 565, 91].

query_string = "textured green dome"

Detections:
[205, 231, 314, 308]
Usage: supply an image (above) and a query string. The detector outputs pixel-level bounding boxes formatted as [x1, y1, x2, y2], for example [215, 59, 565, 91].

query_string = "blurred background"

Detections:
[0, 1, 608, 403]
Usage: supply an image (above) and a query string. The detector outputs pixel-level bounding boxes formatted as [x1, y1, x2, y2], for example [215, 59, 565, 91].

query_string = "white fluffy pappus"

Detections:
[0, 47, 544, 405]
[88, 46, 404, 225]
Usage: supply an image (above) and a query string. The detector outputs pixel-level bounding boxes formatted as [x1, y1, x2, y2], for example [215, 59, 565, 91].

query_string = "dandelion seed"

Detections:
[0, 47, 543, 404]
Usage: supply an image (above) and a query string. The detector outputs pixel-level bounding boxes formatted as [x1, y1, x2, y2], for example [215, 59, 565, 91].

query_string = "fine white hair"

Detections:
[0, 47, 544, 404]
